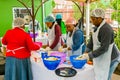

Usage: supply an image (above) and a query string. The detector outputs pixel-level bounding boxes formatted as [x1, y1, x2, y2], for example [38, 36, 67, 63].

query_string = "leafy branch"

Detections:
[17, 0, 49, 42]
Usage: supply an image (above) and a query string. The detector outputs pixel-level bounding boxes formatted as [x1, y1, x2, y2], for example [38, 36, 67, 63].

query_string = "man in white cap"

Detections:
[82, 8, 120, 80]
[59, 18, 85, 56]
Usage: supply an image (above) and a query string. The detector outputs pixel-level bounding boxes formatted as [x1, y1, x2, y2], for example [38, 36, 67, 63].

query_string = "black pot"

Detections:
[0, 56, 5, 75]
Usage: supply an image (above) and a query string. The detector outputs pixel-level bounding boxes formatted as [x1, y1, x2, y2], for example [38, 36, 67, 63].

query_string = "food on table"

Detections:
[75, 55, 84, 60]
[87, 61, 93, 65]
[60, 70, 68, 76]
[45, 57, 58, 61]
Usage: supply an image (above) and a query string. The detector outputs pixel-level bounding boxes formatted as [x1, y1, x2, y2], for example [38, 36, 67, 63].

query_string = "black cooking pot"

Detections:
[0, 56, 5, 75]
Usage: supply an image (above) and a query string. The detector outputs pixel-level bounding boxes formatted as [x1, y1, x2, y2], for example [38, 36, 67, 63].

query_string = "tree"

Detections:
[17, 0, 50, 42]
[73, 1, 84, 30]
[114, 28, 120, 50]
[73, 0, 111, 31]
[90, 0, 112, 11]
[111, 0, 120, 24]
[111, 0, 120, 50]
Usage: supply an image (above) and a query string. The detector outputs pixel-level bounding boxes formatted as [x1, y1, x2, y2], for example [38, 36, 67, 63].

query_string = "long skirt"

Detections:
[4, 57, 33, 80]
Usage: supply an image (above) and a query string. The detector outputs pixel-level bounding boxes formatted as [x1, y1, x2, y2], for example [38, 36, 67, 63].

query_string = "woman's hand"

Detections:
[42, 45, 48, 49]
[67, 47, 71, 50]
[58, 46, 63, 52]
[63, 44, 67, 48]
[45, 47, 51, 51]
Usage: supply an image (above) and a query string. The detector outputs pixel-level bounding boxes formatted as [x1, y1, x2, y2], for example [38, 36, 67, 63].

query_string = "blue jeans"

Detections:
[108, 60, 119, 80]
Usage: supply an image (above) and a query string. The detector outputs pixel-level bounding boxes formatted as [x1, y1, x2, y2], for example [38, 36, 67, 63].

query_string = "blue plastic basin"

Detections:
[42, 56, 61, 70]
[70, 55, 87, 69]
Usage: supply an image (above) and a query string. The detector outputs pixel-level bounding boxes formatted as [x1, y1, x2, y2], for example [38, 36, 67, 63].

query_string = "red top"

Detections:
[2, 27, 40, 59]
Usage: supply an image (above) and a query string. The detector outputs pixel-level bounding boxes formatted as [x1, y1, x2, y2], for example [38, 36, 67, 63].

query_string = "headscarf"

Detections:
[13, 17, 25, 27]
[45, 15, 55, 22]
[56, 13, 62, 19]
[91, 8, 105, 18]
[66, 18, 76, 25]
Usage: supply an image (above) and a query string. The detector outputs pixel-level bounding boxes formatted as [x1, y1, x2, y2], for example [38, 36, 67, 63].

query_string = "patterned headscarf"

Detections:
[13, 17, 25, 27]
[66, 18, 76, 25]
[91, 8, 105, 18]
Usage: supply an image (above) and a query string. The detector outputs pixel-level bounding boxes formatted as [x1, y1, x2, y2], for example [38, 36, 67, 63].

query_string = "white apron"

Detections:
[66, 29, 84, 56]
[66, 32, 73, 56]
[7, 47, 25, 54]
[48, 23, 61, 51]
[72, 43, 84, 55]
[92, 20, 114, 80]
[66, 32, 73, 49]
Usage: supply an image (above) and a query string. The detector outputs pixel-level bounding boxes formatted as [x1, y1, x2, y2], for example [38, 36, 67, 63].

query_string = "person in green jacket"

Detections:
[56, 13, 67, 43]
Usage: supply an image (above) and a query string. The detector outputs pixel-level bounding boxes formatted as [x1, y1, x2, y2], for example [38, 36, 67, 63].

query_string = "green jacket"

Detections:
[60, 21, 66, 34]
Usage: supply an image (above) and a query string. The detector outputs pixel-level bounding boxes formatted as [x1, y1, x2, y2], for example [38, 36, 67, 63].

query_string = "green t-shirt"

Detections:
[61, 21, 66, 34]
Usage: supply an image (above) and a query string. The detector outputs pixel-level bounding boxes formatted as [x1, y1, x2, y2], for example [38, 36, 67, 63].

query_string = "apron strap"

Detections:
[7, 47, 25, 54]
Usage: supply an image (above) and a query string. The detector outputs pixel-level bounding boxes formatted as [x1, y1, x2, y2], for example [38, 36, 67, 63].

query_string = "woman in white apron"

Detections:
[82, 8, 120, 80]
[59, 18, 85, 56]
[66, 29, 85, 56]
[45, 15, 62, 51]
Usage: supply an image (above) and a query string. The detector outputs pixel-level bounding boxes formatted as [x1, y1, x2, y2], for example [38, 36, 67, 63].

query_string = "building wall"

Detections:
[53, 0, 74, 21]
[0, 0, 53, 37]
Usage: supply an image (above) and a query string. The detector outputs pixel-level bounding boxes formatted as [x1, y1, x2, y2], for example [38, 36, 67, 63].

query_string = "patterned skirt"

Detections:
[4, 57, 33, 80]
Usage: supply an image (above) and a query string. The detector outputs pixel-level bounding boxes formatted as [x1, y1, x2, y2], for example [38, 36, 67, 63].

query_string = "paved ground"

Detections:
[0, 74, 120, 80]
